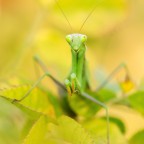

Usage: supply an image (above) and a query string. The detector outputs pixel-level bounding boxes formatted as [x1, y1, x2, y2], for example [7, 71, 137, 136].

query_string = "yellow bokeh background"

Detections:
[0, 0, 144, 85]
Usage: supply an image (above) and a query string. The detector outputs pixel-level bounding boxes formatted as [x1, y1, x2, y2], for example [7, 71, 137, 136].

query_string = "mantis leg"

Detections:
[64, 73, 81, 95]
[13, 56, 66, 103]
[33, 55, 66, 91]
[12, 73, 51, 103]
[95, 63, 129, 91]
[33, 57, 41, 79]
[81, 92, 110, 144]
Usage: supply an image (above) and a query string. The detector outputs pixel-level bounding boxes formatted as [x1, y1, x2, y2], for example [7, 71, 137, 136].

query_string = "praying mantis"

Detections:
[12, 1, 131, 144]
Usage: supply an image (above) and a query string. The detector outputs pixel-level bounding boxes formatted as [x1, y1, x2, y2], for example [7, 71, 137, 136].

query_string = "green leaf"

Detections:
[129, 129, 144, 144]
[0, 86, 59, 117]
[109, 117, 126, 134]
[98, 89, 116, 102]
[23, 115, 50, 144]
[128, 91, 144, 115]
[82, 118, 128, 144]
[24, 115, 96, 144]
[0, 98, 23, 144]
[45, 90, 63, 117]
[69, 92, 100, 118]
[0, 93, 42, 143]
[69, 89, 116, 118]
[0, 97, 40, 144]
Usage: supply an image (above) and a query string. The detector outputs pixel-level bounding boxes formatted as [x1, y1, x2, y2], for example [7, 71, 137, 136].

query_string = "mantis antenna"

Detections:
[79, 0, 104, 32]
[54, 0, 104, 33]
[54, 0, 73, 31]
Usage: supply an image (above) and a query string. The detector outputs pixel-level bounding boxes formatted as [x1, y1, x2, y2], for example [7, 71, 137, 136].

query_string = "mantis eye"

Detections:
[81, 35, 87, 43]
[66, 35, 72, 43]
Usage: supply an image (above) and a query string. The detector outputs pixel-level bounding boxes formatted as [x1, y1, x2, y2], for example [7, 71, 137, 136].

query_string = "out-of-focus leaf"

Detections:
[0, 96, 40, 120]
[0, 97, 40, 144]
[128, 91, 144, 115]
[0, 95, 42, 142]
[0, 86, 63, 143]
[24, 115, 96, 144]
[82, 118, 128, 144]
[23, 115, 50, 144]
[69, 92, 101, 118]
[109, 117, 126, 134]
[129, 129, 144, 144]
[0, 86, 59, 117]
[0, 98, 24, 144]
[45, 90, 63, 117]
[98, 89, 116, 101]
[69, 89, 116, 118]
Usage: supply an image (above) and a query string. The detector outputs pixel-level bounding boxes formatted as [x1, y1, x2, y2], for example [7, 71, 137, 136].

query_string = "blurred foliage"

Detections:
[129, 130, 144, 144]
[0, 0, 144, 144]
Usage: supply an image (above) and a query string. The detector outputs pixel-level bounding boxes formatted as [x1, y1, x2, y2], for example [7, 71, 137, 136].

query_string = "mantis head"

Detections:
[66, 34, 87, 52]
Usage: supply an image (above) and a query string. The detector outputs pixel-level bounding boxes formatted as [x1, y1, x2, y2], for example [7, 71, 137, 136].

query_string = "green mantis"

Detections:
[13, 34, 110, 143]
[13, 35, 110, 144]
[64, 33, 110, 144]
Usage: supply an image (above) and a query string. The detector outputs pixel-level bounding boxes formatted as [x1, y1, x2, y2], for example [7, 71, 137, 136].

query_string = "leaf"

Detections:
[23, 115, 96, 144]
[128, 91, 144, 115]
[109, 117, 126, 134]
[0, 95, 42, 143]
[0, 96, 40, 144]
[68, 89, 116, 118]
[46, 90, 63, 117]
[82, 118, 128, 144]
[69, 92, 100, 118]
[0, 98, 23, 144]
[98, 89, 116, 102]
[0, 85, 59, 117]
[23, 115, 50, 144]
[129, 129, 144, 144]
